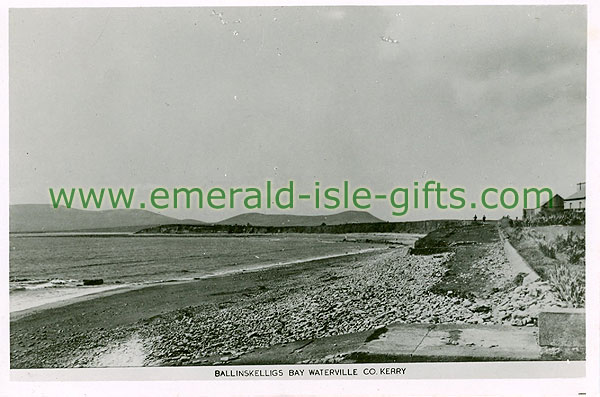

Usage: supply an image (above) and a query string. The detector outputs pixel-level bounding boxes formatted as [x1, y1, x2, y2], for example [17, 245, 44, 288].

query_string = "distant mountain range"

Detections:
[217, 211, 384, 227]
[9, 205, 384, 233]
[9, 204, 204, 233]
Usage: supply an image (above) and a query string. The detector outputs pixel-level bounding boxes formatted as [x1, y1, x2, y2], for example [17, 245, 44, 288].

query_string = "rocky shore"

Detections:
[138, 249, 459, 365]
[101, 240, 563, 366]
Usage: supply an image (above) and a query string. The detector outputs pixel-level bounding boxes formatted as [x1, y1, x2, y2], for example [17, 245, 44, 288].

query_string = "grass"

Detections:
[555, 231, 585, 264]
[413, 223, 504, 299]
[503, 225, 585, 307]
[538, 241, 557, 259]
[516, 211, 585, 226]
[547, 262, 585, 308]
[505, 227, 556, 279]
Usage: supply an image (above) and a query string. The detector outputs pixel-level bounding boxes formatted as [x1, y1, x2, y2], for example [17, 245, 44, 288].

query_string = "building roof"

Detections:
[540, 194, 563, 208]
[524, 194, 562, 210]
[564, 185, 586, 201]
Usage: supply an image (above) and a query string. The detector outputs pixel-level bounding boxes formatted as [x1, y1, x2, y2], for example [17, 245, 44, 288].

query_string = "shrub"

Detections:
[548, 262, 585, 308]
[538, 241, 557, 259]
[555, 231, 586, 264]
[524, 211, 585, 226]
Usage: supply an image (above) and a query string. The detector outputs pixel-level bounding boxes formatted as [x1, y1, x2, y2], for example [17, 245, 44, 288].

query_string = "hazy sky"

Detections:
[9, 6, 586, 221]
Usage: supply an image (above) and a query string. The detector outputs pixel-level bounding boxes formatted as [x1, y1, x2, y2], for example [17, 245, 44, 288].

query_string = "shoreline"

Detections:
[11, 248, 393, 368]
[10, 246, 389, 321]
[10, 231, 426, 238]
[11, 225, 576, 368]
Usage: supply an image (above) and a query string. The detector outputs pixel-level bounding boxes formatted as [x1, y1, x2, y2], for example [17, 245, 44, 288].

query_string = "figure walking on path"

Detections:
[473, 214, 477, 222]
[482, 215, 486, 223]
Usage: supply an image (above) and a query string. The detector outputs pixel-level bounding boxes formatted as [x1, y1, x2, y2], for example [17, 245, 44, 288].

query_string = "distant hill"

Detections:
[217, 211, 384, 227]
[10, 206, 384, 233]
[9, 204, 204, 233]
[137, 219, 468, 235]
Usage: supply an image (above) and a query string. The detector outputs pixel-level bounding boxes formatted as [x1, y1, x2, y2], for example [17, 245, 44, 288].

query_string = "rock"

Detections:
[83, 279, 104, 286]
[470, 302, 492, 313]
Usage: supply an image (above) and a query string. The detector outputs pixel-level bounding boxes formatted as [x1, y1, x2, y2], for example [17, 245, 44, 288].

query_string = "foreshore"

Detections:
[10, 246, 387, 319]
[11, 247, 396, 368]
[10, 226, 568, 368]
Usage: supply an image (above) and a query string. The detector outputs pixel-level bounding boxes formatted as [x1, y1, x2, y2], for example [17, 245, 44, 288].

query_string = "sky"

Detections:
[9, 6, 586, 222]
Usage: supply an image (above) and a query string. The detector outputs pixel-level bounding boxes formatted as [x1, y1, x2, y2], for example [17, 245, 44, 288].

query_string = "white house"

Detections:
[564, 182, 585, 211]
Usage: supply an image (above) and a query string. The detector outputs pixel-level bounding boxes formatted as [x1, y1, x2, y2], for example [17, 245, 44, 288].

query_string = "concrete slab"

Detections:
[232, 322, 543, 364]
[353, 322, 541, 362]
[353, 324, 430, 357]
[231, 329, 374, 365]
[538, 308, 585, 347]
[413, 324, 541, 361]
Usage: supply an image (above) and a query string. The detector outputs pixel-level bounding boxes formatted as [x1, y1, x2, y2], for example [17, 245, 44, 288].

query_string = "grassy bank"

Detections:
[502, 225, 585, 308]
[409, 223, 510, 299]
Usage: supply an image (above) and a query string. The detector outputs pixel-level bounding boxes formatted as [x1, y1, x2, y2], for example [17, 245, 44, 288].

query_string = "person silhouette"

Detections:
[482, 215, 486, 223]
[473, 214, 478, 222]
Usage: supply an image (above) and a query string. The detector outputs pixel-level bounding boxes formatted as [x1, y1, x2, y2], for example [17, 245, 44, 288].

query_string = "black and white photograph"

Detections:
[2, 1, 599, 396]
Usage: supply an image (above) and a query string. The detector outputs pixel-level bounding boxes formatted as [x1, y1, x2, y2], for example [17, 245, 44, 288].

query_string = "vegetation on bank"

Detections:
[504, 226, 585, 308]
[514, 211, 585, 227]
[412, 219, 586, 309]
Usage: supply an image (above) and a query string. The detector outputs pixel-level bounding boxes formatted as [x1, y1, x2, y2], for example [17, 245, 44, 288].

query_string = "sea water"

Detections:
[9, 233, 393, 312]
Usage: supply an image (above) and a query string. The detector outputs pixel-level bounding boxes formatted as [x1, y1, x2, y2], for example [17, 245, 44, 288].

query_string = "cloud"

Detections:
[9, 6, 586, 220]
[374, 6, 585, 129]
